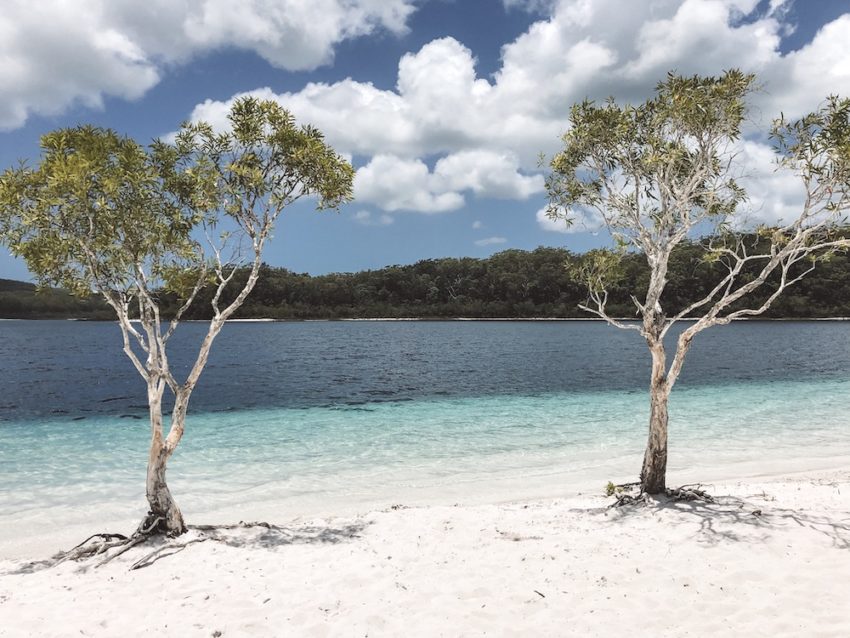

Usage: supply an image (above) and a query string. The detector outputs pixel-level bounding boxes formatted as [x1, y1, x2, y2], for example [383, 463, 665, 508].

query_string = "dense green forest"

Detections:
[0, 278, 113, 319]
[2, 241, 849, 320]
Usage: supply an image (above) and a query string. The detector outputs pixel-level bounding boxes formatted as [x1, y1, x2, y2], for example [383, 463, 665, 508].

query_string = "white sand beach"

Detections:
[1, 470, 849, 637]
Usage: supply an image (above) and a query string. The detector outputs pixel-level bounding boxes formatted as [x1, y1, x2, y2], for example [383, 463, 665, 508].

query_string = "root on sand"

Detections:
[52, 515, 165, 567]
[44, 520, 289, 572]
[609, 482, 715, 508]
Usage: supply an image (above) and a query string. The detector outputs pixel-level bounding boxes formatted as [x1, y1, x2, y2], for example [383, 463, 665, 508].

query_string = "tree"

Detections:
[0, 98, 353, 536]
[545, 71, 850, 495]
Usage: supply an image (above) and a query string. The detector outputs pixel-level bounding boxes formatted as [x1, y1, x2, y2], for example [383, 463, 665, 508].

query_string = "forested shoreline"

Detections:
[3, 240, 850, 320]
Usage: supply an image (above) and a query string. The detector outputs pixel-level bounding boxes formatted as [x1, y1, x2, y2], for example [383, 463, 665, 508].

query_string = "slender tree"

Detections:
[546, 71, 850, 495]
[0, 98, 353, 536]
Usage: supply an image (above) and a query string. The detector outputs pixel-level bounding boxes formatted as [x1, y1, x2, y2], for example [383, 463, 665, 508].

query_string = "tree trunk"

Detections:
[144, 434, 186, 536]
[142, 382, 187, 537]
[641, 341, 669, 494]
[640, 381, 669, 493]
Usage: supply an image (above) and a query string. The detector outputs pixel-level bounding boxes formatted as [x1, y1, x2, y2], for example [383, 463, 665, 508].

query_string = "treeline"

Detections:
[0, 278, 112, 319]
[172, 240, 850, 320]
[4, 241, 850, 320]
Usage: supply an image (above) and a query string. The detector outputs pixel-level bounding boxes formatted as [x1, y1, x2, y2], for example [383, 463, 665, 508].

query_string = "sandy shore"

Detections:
[1, 471, 849, 637]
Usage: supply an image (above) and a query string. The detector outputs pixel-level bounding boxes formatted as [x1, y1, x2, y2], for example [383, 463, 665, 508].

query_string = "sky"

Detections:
[1, 0, 849, 281]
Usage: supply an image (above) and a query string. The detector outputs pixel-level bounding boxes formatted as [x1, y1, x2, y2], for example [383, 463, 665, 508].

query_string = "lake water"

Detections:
[2, 320, 850, 555]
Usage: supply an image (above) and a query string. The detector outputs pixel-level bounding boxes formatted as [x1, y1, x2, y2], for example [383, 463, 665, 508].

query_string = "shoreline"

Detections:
[4, 452, 850, 562]
[2, 469, 848, 636]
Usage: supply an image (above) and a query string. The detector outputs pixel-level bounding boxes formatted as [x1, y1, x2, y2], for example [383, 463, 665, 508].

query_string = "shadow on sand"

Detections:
[121, 519, 372, 570]
[189, 520, 370, 550]
[605, 486, 850, 549]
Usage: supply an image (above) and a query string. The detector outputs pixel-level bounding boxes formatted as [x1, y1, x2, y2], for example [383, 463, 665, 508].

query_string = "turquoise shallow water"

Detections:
[2, 377, 849, 553]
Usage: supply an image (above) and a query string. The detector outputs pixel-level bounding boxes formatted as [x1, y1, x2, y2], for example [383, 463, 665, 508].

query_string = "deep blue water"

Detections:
[2, 319, 850, 421]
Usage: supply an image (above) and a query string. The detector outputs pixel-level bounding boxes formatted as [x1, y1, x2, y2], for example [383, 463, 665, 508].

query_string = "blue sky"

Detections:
[1, 0, 849, 281]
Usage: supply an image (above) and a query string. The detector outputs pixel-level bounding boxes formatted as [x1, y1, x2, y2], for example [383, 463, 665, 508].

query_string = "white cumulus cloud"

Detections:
[353, 155, 465, 214]
[351, 151, 541, 214]
[182, 1, 850, 220]
[536, 207, 604, 235]
[433, 150, 544, 200]
[734, 140, 808, 227]
[0, 0, 416, 130]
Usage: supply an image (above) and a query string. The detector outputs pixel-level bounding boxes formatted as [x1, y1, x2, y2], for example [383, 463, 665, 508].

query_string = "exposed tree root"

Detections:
[130, 537, 209, 570]
[48, 514, 168, 568]
[610, 491, 652, 508]
[96, 533, 151, 567]
[53, 533, 130, 566]
[664, 484, 715, 503]
[41, 519, 356, 573]
[609, 483, 715, 507]
[607, 481, 647, 507]
[52, 533, 146, 567]
[605, 481, 641, 497]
